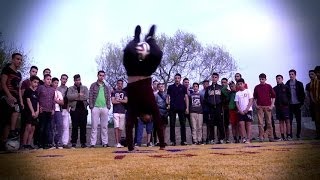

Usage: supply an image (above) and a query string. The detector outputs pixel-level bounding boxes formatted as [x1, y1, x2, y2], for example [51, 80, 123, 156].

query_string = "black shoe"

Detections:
[134, 25, 141, 42]
[170, 142, 176, 146]
[274, 137, 280, 141]
[181, 142, 187, 146]
[62, 145, 71, 149]
[27, 145, 35, 150]
[8, 130, 19, 140]
[226, 139, 230, 144]
[71, 144, 76, 149]
[145, 25, 156, 40]
[81, 144, 87, 148]
[102, 144, 110, 148]
[89, 145, 95, 148]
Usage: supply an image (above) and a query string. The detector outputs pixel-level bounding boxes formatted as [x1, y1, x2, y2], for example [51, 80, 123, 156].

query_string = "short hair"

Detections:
[202, 80, 209, 84]
[289, 69, 296, 75]
[259, 73, 266, 79]
[153, 80, 158, 83]
[30, 75, 40, 82]
[97, 70, 105, 75]
[237, 78, 245, 83]
[235, 73, 242, 78]
[212, 72, 219, 77]
[12, 53, 22, 59]
[61, 74, 68, 79]
[174, 73, 181, 77]
[276, 75, 283, 79]
[229, 81, 235, 85]
[157, 82, 165, 87]
[52, 77, 59, 82]
[221, 78, 228, 82]
[193, 82, 199, 87]
[73, 74, 80, 80]
[183, 78, 189, 82]
[30, 66, 38, 71]
[314, 66, 320, 73]
[43, 68, 51, 74]
[117, 79, 123, 83]
[44, 74, 51, 79]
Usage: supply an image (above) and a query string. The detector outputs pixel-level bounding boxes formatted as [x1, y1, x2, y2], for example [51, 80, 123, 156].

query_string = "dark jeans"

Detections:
[289, 104, 302, 137]
[169, 109, 186, 143]
[53, 111, 63, 145]
[203, 111, 209, 142]
[39, 112, 53, 147]
[264, 115, 277, 138]
[152, 115, 168, 144]
[208, 105, 225, 141]
[223, 108, 230, 139]
[70, 109, 88, 145]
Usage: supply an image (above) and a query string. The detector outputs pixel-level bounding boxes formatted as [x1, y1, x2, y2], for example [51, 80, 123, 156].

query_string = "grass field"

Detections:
[0, 140, 320, 180]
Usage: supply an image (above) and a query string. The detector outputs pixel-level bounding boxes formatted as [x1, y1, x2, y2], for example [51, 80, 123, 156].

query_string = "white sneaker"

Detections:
[117, 143, 124, 148]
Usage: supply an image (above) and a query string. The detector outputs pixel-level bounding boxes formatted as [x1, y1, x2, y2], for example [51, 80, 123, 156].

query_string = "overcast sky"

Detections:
[1, 0, 319, 88]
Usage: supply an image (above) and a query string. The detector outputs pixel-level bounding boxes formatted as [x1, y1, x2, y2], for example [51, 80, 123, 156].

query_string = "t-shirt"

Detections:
[111, 90, 127, 113]
[167, 84, 187, 111]
[235, 89, 253, 111]
[94, 84, 106, 108]
[21, 79, 31, 91]
[23, 87, 38, 114]
[0, 65, 22, 97]
[54, 90, 63, 111]
[189, 91, 202, 113]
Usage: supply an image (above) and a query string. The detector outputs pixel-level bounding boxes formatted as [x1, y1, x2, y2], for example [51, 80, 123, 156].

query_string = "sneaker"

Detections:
[210, 140, 215, 144]
[27, 145, 35, 150]
[287, 136, 292, 141]
[62, 145, 71, 149]
[81, 144, 87, 148]
[8, 130, 19, 140]
[226, 139, 230, 144]
[71, 144, 76, 149]
[274, 137, 281, 141]
[181, 142, 187, 146]
[89, 145, 95, 148]
[147, 142, 153, 147]
[242, 138, 247, 143]
[170, 142, 176, 146]
[217, 140, 224, 144]
[116, 143, 124, 148]
[102, 144, 110, 148]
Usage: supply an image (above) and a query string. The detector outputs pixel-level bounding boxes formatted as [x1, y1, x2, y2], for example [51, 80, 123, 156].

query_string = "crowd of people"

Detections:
[0, 52, 319, 151]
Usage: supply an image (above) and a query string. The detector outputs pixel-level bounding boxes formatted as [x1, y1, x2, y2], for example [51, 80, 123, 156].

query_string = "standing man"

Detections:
[152, 80, 159, 94]
[183, 77, 193, 142]
[200, 80, 210, 144]
[274, 75, 291, 141]
[204, 73, 225, 144]
[310, 66, 320, 139]
[306, 70, 317, 122]
[285, 69, 305, 139]
[67, 74, 89, 148]
[254, 73, 276, 142]
[111, 79, 127, 148]
[189, 82, 203, 145]
[89, 71, 111, 148]
[0, 53, 23, 141]
[39, 68, 51, 85]
[154, 83, 169, 145]
[167, 73, 189, 146]
[19, 66, 38, 110]
[221, 77, 230, 143]
[57, 74, 70, 148]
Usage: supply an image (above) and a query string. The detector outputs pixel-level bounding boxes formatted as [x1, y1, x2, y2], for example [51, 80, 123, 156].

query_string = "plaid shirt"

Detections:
[37, 84, 55, 112]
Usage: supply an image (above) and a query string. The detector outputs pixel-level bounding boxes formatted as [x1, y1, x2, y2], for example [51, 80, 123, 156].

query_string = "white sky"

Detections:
[0, 0, 315, 89]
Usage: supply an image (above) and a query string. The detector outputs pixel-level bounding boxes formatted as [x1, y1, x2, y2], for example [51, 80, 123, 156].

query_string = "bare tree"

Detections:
[96, 43, 127, 88]
[0, 33, 33, 78]
[153, 31, 201, 86]
[194, 45, 237, 83]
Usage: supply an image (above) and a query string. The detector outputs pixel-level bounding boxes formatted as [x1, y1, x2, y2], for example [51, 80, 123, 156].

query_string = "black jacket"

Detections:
[204, 83, 223, 106]
[273, 83, 291, 107]
[285, 79, 305, 105]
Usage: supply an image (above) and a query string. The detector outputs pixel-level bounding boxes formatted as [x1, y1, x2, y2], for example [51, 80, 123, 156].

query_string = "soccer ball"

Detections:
[136, 42, 150, 60]
[6, 139, 20, 152]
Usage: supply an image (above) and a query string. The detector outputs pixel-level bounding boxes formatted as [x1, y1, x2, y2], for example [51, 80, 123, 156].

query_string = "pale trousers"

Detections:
[190, 113, 203, 142]
[61, 109, 70, 145]
[90, 107, 109, 145]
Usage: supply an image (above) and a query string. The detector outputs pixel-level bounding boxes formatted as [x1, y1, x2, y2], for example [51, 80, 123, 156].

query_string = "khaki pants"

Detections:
[190, 113, 203, 143]
[257, 106, 273, 139]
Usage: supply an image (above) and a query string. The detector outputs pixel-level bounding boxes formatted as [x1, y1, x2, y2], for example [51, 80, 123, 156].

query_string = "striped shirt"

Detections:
[310, 78, 320, 103]
[38, 84, 55, 112]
